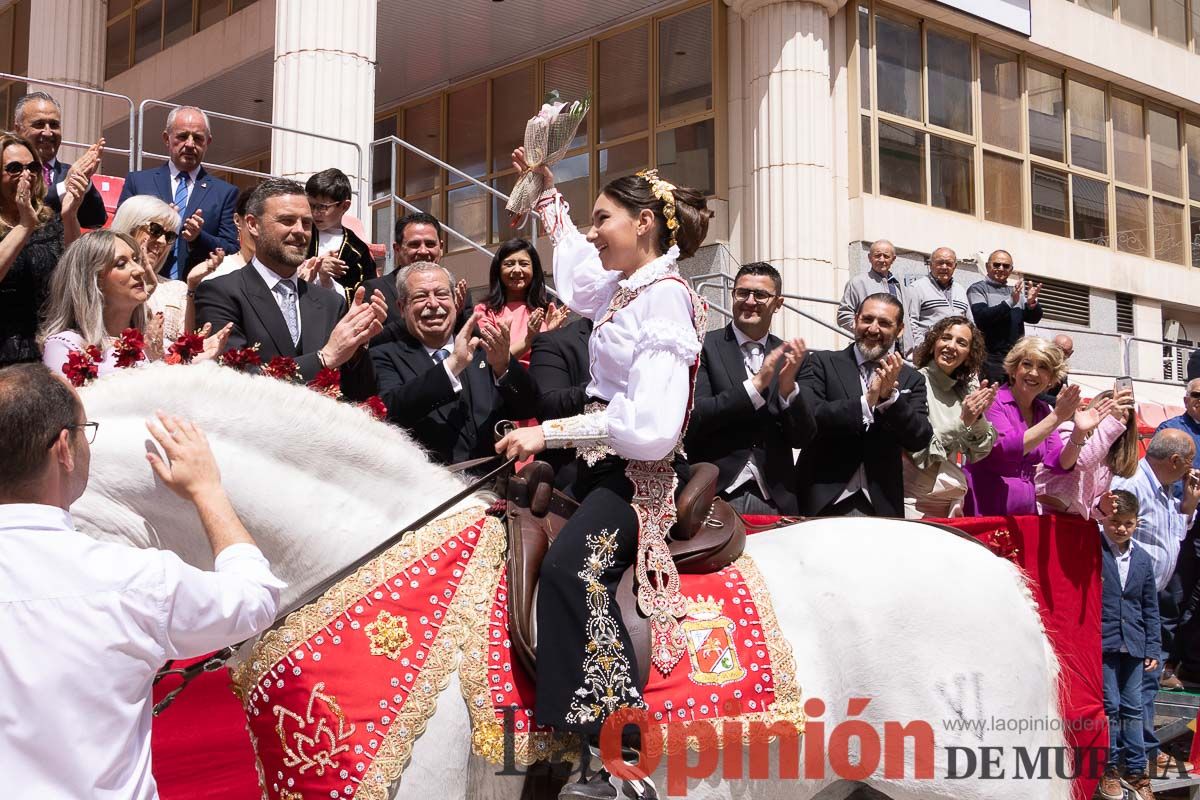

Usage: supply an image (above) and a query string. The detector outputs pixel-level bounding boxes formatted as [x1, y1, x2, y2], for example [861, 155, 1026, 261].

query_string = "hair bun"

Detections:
[670, 187, 713, 260]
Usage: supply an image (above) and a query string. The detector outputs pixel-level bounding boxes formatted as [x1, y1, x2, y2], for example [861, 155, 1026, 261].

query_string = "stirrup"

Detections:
[593, 744, 659, 800]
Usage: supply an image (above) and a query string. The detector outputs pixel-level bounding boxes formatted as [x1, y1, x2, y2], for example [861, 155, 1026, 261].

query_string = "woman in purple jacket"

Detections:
[964, 336, 1098, 515]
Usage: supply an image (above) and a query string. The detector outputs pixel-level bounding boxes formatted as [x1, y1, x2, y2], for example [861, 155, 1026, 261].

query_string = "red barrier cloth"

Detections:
[745, 513, 1105, 800]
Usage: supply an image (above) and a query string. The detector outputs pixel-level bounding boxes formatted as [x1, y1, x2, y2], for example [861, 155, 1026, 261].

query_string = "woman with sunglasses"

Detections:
[0, 132, 90, 367]
[37, 230, 229, 378]
[111, 195, 225, 342]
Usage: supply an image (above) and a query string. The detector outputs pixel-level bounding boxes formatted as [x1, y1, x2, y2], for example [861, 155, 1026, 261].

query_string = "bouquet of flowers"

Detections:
[505, 90, 591, 217]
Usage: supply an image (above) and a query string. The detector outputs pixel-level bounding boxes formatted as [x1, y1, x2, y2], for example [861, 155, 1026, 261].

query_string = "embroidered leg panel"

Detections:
[628, 459, 687, 675]
[565, 528, 644, 727]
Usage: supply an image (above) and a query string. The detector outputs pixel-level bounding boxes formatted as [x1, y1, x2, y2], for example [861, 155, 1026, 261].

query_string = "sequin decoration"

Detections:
[364, 611, 413, 661]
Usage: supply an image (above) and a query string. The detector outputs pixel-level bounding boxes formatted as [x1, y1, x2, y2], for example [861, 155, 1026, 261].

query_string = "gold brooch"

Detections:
[364, 610, 413, 660]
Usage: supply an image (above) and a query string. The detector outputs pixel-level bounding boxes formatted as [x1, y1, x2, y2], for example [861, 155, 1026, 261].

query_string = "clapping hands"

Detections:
[961, 380, 998, 426]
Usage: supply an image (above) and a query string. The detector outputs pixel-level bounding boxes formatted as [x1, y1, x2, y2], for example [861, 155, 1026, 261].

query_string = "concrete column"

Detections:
[26, 0, 106, 156]
[725, 0, 847, 346]
[271, 0, 376, 227]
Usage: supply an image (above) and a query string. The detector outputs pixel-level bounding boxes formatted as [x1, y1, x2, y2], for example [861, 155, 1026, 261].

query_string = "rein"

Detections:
[152, 454, 516, 716]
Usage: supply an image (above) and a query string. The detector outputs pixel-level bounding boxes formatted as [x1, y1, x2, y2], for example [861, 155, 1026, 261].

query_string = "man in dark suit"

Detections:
[686, 263, 815, 515]
[370, 262, 535, 466]
[195, 178, 386, 401]
[528, 316, 593, 488]
[12, 92, 107, 228]
[794, 293, 933, 517]
[117, 106, 239, 280]
[363, 212, 469, 347]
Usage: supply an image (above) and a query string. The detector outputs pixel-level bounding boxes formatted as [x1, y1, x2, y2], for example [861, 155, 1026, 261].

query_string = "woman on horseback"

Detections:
[495, 150, 724, 799]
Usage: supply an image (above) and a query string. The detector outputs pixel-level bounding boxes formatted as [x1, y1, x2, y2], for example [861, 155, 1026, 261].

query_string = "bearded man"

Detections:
[792, 293, 932, 517]
[195, 178, 387, 400]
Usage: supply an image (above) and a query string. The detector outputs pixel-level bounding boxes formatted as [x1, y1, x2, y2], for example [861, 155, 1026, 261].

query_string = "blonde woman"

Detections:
[37, 230, 228, 378]
[111, 195, 224, 341]
[0, 132, 89, 366]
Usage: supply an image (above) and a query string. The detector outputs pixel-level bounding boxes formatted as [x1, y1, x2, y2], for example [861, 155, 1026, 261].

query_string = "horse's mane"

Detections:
[80, 362, 457, 485]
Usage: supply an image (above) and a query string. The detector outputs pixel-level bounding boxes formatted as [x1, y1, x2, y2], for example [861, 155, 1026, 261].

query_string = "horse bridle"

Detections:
[152, 453, 517, 715]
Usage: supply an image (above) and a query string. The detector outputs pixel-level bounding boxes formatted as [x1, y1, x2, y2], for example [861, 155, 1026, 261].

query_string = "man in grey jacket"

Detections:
[838, 240, 915, 354]
[907, 246, 974, 348]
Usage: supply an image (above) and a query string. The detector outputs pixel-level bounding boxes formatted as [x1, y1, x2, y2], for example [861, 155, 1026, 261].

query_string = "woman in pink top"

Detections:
[473, 237, 568, 366]
[1036, 388, 1138, 518]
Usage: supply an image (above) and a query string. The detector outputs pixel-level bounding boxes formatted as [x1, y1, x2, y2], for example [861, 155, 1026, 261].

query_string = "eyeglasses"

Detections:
[308, 200, 343, 213]
[732, 287, 777, 303]
[1189, 392, 1200, 400]
[141, 221, 179, 244]
[49, 421, 98, 448]
[3, 161, 38, 176]
[989, 262, 1014, 270]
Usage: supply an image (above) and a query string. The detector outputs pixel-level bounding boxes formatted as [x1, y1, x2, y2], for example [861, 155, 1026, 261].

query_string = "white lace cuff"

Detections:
[534, 189, 573, 244]
[637, 318, 702, 363]
[542, 410, 614, 465]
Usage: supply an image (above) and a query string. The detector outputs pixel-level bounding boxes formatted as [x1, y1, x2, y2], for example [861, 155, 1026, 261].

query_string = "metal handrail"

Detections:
[692, 277, 851, 339]
[377, 135, 510, 203]
[0, 72, 137, 171]
[136, 98, 366, 211]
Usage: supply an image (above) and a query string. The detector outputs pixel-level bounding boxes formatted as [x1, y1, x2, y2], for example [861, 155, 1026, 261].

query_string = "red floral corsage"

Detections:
[62, 345, 103, 387]
[113, 327, 146, 369]
[358, 395, 387, 420]
[164, 330, 206, 365]
[219, 344, 262, 371]
[308, 367, 342, 399]
[262, 355, 302, 383]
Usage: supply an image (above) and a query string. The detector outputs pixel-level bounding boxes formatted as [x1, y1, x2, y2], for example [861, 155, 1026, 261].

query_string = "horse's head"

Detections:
[73, 363, 475, 609]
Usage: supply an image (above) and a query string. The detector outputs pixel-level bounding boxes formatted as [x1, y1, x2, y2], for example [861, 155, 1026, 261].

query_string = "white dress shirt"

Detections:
[836, 344, 901, 504]
[317, 228, 345, 255]
[252, 257, 302, 337]
[725, 325, 771, 498]
[540, 193, 701, 462]
[1112, 460, 1196, 592]
[424, 338, 462, 392]
[0, 503, 284, 800]
[167, 162, 201, 209]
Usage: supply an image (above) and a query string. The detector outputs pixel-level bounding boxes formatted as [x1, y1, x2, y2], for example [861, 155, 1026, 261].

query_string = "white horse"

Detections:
[74, 365, 1071, 800]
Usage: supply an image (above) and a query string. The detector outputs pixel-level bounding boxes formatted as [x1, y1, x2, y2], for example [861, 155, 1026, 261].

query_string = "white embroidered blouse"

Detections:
[535, 191, 702, 463]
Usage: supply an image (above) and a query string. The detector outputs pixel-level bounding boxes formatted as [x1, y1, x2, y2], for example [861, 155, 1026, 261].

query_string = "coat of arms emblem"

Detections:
[681, 595, 746, 686]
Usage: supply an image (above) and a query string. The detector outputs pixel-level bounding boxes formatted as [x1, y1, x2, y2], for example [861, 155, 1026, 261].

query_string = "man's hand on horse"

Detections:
[495, 426, 546, 460]
[145, 411, 223, 502]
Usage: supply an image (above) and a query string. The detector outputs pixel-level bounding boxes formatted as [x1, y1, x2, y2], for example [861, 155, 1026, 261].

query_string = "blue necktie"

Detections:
[171, 173, 189, 279]
[431, 347, 449, 365]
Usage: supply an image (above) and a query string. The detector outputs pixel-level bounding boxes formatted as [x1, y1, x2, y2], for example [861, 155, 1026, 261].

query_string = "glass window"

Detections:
[133, 1, 162, 64]
[491, 66, 535, 173]
[1188, 122, 1200, 203]
[162, 0, 191, 48]
[1113, 95, 1147, 188]
[372, 116, 397, 200]
[930, 135, 973, 214]
[110, 0, 132, 19]
[861, 115, 873, 193]
[598, 25, 649, 143]
[926, 30, 972, 134]
[980, 48, 1020, 152]
[984, 151, 1022, 227]
[657, 119, 715, 196]
[658, 6, 713, 122]
[1072, 175, 1109, 245]
[232, 0, 257, 10]
[447, 184, 488, 247]
[0, 9, 13, 72]
[878, 120, 925, 204]
[858, 6, 871, 111]
[1027, 67, 1065, 162]
[1069, 81, 1106, 173]
[447, 83, 487, 179]
[1191, 206, 1200, 267]
[491, 172, 518, 244]
[1115, 188, 1150, 256]
[105, 21, 131, 79]
[1154, 198, 1185, 263]
[874, 15, 921, 121]
[197, 0, 226, 30]
[599, 138, 648, 185]
[1153, 0, 1187, 45]
[404, 99, 441, 196]
[406, 194, 442, 225]
[1121, 0, 1153, 31]
[1031, 165, 1069, 237]
[544, 47, 590, 150]
[1149, 108, 1182, 197]
[554, 152, 592, 228]
[1079, 0, 1112, 16]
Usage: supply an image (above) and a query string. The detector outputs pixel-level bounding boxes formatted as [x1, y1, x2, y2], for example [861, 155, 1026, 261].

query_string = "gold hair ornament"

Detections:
[636, 168, 679, 248]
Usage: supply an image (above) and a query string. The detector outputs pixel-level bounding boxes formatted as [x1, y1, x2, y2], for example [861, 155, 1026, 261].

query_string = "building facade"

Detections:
[2, 0, 1199, 384]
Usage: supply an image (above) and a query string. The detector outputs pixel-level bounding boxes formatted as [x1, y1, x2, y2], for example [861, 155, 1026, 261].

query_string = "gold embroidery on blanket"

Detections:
[274, 682, 355, 776]
[364, 610, 413, 660]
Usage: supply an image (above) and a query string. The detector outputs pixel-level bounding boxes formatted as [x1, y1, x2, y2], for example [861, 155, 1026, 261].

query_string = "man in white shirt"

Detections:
[0, 362, 285, 799]
[686, 262, 814, 514]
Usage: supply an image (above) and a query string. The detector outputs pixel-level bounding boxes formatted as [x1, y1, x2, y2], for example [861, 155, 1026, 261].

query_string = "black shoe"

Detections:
[558, 768, 617, 800]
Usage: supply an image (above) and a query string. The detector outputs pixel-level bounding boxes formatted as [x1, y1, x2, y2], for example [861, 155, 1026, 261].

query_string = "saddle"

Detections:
[501, 461, 746, 689]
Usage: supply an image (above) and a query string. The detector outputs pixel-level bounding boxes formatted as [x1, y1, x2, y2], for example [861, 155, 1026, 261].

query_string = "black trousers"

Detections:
[535, 456, 642, 736]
